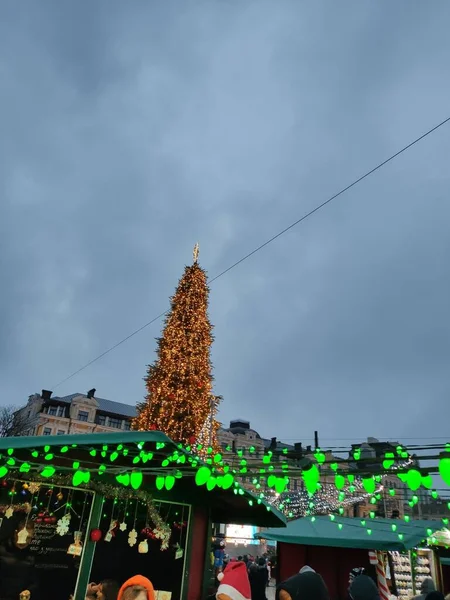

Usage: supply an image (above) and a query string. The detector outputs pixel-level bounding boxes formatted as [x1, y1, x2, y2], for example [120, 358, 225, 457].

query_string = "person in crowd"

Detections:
[299, 566, 315, 574]
[216, 561, 251, 600]
[425, 593, 445, 600]
[349, 575, 380, 600]
[117, 576, 155, 600]
[96, 580, 121, 600]
[276, 570, 330, 600]
[248, 558, 269, 600]
[85, 580, 120, 600]
[412, 578, 436, 600]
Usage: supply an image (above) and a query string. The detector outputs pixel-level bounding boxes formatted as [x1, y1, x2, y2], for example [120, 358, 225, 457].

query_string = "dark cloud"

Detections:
[2, 1, 450, 452]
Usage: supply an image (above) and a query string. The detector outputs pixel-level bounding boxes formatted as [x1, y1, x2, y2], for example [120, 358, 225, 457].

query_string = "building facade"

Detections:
[14, 389, 136, 437]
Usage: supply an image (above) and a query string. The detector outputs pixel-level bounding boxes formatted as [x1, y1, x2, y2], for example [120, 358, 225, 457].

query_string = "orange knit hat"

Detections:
[118, 575, 155, 600]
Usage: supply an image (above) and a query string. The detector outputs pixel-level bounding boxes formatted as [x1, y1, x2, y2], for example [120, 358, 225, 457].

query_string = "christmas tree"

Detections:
[133, 244, 221, 450]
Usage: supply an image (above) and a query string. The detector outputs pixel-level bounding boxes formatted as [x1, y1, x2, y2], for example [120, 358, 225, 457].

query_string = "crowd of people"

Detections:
[214, 559, 450, 600]
[68, 560, 450, 600]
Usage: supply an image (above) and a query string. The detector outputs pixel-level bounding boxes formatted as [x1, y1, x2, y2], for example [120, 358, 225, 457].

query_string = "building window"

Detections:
[108, 417, 122, 429]
[57, 406, 66, 417]
[78, 410, 89, 422]
[57, 430, 65, 435]
[123, 421, 131, 431]
[43, 427, 52, 436]
[48, 406, 58, 416]
[96, 415, 106, 426]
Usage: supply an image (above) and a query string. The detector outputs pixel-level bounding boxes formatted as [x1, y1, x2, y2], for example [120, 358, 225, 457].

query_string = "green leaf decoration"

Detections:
[116, 473, 130, 487]
[267, 475, 277, 488]
[130, 471, 143, 490]
[362, 478, 376, 494]
[383, 452, 395, 469]
[347, 474, 355, 483]
[19, 462, 31, 473]
[72, 470, 90, 487]
[335, 475, 346, 490]
[439, 458, 450, 486]
[406, 470, 422, 491]
[421, 474, 433, 489]
[195, 466, 211, 486]
[156, 476, 164, 491]
[40, 466, 55, 478]
[391, 524, 397, 532]
[302, 465, 320, 495]
[275, 478, 287, 494]
[165, 475, 175, 491]
[330, 463, 338, 472]
[206, 477, 217, 491]
[0, 466, 8, 478]
[314, 452, 326, 464]
[222, 473, 234, 490]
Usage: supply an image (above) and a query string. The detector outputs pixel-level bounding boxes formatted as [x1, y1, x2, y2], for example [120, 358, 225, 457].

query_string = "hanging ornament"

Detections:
[19, 591, 31, 600]
[119, 521, 127, 532]
[90, 528, 102, 543]
[174, 543, 184, 560]
[28, 483, 40, 495]
[5, 506, 14, 519]
[56, 514, 71, 536]
[67, 530, 83, 557]
[105, 520, 118, 542]
[128, 528, 138, 547]
[56, 491, 64, 502]
[15, 524, 33, 549]
[138, 539, 149, 554]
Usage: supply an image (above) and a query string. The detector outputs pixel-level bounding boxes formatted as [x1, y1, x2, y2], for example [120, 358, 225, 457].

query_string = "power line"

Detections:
[52, 115, 450, 389]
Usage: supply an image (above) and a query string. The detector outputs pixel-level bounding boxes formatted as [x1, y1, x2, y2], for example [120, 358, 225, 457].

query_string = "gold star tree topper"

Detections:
[193, 242, 200, 264]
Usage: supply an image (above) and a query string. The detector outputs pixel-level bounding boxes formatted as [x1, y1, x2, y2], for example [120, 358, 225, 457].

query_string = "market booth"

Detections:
[256, 515, 443, 600]
[0, 432, 285, 600]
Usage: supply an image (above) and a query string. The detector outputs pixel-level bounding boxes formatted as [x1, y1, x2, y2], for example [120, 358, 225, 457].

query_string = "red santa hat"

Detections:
[217, 561, 251, 600]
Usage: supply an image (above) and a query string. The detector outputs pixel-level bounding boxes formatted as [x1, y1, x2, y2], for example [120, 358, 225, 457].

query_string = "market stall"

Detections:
[0, 431, 286, 600]
[255, 516, 442, 600]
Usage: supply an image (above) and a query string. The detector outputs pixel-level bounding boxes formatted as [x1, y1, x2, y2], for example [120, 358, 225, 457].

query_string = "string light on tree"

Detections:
[133, 245, 221, 450]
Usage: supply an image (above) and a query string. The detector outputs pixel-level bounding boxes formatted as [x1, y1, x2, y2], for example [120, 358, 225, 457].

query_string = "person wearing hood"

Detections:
[349, 575, 380, 600]
[412, 578, 436, 600]
[276, 570, 329, 600]
[117, 576, 155, 600]
[299, 567, 315, 575]
[425, 593, 445, 600]
[249, 558, 269, 600]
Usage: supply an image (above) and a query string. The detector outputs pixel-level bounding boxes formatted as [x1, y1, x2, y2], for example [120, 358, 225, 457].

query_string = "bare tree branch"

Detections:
[0, 405, 27, 437]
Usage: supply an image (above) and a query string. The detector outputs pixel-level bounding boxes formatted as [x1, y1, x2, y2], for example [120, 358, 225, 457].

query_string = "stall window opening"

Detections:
[78, 410, 89, 422]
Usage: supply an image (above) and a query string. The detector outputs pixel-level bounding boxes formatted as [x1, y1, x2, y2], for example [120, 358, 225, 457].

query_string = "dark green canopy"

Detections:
[0, 431, 286, 527]
[255, 515, 442, 550]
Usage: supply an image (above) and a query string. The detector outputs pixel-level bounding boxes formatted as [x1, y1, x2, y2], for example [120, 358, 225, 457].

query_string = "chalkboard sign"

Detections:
[0, 487, 93, 600]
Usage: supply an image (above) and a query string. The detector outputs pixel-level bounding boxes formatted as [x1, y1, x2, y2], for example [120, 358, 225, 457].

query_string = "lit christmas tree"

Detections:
[133, 244, 221, 450]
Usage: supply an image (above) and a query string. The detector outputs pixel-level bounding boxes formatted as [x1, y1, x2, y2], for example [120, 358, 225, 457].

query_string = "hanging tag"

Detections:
[68, 531, 83, 556]
[175, 548, 184, 560]
[105, 532, 113, 542]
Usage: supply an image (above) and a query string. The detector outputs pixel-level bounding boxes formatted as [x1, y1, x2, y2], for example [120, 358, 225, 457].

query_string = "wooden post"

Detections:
[74, 493, 104, 600]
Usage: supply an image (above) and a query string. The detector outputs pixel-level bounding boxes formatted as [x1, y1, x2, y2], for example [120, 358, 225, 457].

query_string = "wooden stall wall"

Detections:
[187, 506, 209, 600]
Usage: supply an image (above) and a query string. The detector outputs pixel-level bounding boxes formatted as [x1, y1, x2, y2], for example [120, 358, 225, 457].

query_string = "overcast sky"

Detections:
[2, 1, 450, 450]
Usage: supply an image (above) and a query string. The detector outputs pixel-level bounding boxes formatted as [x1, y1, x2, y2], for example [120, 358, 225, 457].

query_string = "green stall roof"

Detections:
[255, 515, 442, 551]
[441, 557, 450, 566]
[0, 431, 286, 528]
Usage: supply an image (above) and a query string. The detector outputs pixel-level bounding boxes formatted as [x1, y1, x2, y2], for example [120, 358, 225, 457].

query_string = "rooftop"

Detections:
[51, 393, 137, 418]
